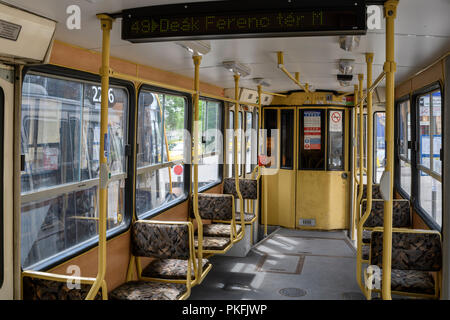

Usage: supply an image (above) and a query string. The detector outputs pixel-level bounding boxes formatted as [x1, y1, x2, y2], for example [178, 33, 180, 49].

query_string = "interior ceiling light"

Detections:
[175, 40, 211, 56]
[339, 36, 360, 52]
[252, 78, 271, 87]
[222, 61, 252, 77]
[337, 74, 353, 87]
[338, 59, 355, 74]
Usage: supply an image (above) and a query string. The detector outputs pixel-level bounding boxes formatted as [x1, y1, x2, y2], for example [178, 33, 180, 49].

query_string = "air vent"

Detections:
[299, 219, 316, 227]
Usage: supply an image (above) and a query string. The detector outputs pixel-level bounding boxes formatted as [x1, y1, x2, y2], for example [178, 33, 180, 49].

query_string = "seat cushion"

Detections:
[367, 269, 435, 295]
[141, 258, 210, 280]
[391, 269, 435, 295]
[362, 230, 372, 244]
[195, 236, 231, 251]
[110, 281, 187, 300]
[235, 212, 255, 222]
[203, 223, 242, 237]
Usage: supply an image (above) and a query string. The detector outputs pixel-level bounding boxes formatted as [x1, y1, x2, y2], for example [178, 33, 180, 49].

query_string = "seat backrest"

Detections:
[131, 221, 190, 259]
[362, 184, 383, 200]
[191, 193, 234, 220]
[223, 178, 257, 200]
[362, 199, 411, 228]
[370, 230, 442, 271]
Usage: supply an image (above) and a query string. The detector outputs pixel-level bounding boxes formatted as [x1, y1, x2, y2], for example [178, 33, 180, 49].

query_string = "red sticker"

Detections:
[174, 164, 183, 176]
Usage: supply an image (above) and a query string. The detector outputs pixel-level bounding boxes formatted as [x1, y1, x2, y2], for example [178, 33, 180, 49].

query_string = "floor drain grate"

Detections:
[278, 288, 307, 297]
[342, 292, 366, 300]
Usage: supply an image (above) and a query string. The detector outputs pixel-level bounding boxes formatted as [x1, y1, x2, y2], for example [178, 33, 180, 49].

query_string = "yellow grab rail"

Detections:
[381, 0, 399, 300]
[356, 74, 365, 221]
[233, 74, 246, 242]
[277, 51, 310, 93]
[85, 14, 114, 301]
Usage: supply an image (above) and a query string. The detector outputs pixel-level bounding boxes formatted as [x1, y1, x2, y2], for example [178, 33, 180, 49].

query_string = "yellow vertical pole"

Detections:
[234, 74, 245, 239]
[257, 85, 266, 236]
[86, 14, 114, 300]
[357, 74, 364, 213]
[352, 84, 359, 240]
[382, 0, 399, 300]
[365, 52, 374, 228]
[192, 55, 203, 280]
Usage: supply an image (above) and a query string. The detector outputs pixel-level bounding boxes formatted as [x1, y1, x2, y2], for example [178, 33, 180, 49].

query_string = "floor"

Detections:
[189, 227, 365, 300]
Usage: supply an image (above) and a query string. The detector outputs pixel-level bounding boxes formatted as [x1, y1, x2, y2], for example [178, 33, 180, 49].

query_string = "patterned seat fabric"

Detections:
[362, 230, 372, 244]
[110, 281, 187, 300]
[362, 200, 411, 228]
[223, 178, 258, 200]
[370, 231, 442, 271]
[367, 269, 435, 295]
[362, 184, 383, 200]
[22, 277, 102, 300]
[132, 221, 190, 259]
[362, 245, 370, 261]
[195, 236, 231, 251]
[191, 193, 234, 220]
[141, 258, 210, 279]
[235, 212, 256, 222]
[203, 223, 242, 237]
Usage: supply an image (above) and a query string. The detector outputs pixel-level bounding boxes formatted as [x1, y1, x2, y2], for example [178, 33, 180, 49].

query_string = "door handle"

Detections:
[341, 173, 348, 179]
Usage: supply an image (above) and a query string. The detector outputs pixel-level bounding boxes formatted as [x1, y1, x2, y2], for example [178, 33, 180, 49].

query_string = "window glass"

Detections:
[245, 111, 253, 174]
[263, 109, 278, 169]
[328, 110, 344, 171]
[299, 109, 325, 170]
[280, 109, 294, 169]
[398, 100, 411, 195]
[374, 112, 385, 183]
[227, 111, 234, 178]
[431, 91, 442, 175]
[419, 171, 442, 227]
[21, 73, 128, 268]
[238, 112, 243, 176]
[419, 94, 431, 169]
[136, 91, 187, 218]
[197, 99, 222, 189]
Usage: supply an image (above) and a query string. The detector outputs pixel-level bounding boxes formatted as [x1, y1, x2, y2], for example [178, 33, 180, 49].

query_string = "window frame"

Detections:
[198, 96, 224, 192]
[136, 84, 192, 220]
[413, 83, 443, 230]
[395, 81, 443, 231]
[20, 65, 135, 271]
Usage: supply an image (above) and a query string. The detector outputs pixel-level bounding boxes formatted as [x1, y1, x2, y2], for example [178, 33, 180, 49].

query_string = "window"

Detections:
[328, 110, 345, 171]
[374, 112, 386, 183]
[197, 99, 222, 189]
[299, 109, 325, 170]
[280, 109, 294, 169]
[417, 90, 442, 226]
[20, 73, 129, 269]
[136, 90, 188, 218]
[263, 109, 278, 169]
[238, 111, 243, 176]
[245, 111, 256, 174]
[398, 99, 412, 196]
[227, 110, 234, 178]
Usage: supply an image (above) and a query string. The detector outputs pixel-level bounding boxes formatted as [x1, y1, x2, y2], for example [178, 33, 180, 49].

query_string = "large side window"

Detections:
[0, 86, 3, 287]
[245, 111, 253, 174]
[374, 112, 386, 183]
[398, 100, 412, 196]
[197, 99, 222, 190]
[226, 110, 234, 178]
[20, 73, 129, 269]
[136, 90, 188, 218]
[417, 90, 442, 227]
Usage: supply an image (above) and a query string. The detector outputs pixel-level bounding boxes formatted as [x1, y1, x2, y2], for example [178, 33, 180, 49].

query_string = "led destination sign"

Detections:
[121, 1, 366, 42]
